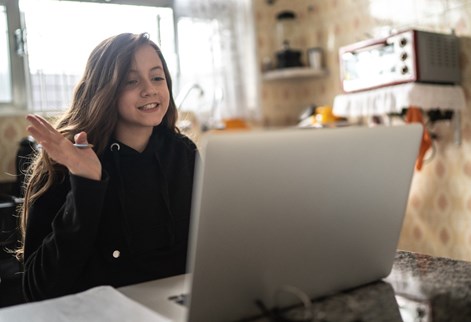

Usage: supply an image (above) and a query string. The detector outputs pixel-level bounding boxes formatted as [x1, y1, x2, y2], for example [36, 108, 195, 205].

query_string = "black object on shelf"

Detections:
[276, 45, 303, 68]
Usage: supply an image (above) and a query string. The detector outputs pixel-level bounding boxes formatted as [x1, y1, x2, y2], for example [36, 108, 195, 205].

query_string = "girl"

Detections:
[17, 33, 197, 301]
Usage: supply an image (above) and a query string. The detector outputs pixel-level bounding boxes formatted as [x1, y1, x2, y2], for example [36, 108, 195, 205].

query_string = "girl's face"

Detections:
[115, 44, 169, 137]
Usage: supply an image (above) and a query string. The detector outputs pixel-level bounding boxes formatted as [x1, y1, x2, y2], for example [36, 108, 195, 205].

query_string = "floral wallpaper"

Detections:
[253, 0, 471, 261]
[0, 114, 28, 184]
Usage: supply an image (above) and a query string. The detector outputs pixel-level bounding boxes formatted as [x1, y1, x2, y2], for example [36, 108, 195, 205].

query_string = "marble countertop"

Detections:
[386, 251, 471, 322]
[279, 251, 471, 322]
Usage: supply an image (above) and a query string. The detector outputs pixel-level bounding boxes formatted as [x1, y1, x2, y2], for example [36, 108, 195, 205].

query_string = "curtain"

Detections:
[174, 0, 259, 128]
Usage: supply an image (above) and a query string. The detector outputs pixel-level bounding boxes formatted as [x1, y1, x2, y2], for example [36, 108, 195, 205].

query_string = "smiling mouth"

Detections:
[138, 103, 159, 111]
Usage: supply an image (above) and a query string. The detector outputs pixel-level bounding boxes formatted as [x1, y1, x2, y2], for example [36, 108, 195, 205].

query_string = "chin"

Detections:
[152, 117, 165, 126]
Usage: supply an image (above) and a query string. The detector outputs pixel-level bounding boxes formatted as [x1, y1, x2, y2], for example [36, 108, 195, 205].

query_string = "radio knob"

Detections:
[400, 52, 408, 61]
[399, 38, 408, 47]
[401, 65, 409, 74]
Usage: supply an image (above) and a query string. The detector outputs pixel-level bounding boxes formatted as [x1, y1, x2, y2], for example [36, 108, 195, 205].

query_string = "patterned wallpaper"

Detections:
[0, 114, 29, 184]
[1, 0, 471, 261]
[253, 0, 471, 261]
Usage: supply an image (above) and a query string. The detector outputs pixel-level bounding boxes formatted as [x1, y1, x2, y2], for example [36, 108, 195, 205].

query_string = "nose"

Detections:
[141, 80, 157, 97]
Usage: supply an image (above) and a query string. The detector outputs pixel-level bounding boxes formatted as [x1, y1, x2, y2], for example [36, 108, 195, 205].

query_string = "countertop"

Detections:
[292, 250, 471, 322]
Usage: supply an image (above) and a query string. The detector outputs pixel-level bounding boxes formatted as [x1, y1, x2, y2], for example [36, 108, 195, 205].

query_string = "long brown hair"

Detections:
[16, 33, 178, 260]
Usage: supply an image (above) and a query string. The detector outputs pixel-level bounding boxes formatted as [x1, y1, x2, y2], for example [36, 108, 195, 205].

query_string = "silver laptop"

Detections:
[120, 124, 423, 322]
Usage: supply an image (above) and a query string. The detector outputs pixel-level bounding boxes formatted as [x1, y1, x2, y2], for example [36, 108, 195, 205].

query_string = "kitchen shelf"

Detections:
[332, 83, 465, 145]
[262, 67, 327, 81]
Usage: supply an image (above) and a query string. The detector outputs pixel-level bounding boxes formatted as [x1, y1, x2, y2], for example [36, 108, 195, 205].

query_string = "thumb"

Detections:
[73, 131, 89, 145]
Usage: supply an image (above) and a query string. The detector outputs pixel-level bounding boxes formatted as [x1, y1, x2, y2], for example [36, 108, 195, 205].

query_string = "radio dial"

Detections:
[399, 38, 408, 47]
[400, 52, 408, 61]
[401, 65, 409, 75]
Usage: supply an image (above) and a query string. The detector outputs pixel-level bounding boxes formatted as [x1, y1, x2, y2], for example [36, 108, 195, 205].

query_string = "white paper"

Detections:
[0, 285, 171, 322]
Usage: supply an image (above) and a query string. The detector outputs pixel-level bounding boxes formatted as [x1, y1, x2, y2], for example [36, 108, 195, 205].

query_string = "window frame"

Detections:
[2, 0, 28, 111]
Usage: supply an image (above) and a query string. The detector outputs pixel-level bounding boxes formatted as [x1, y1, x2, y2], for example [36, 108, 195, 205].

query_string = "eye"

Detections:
[152, 76, 165, 82]
[124, 79, 139, 88]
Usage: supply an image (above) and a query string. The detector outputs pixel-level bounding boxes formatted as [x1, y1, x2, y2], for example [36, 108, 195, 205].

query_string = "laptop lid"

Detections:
[186, 124, 422, 322]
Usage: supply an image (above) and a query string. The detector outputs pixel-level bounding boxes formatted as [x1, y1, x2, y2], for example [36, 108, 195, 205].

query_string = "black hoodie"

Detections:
[23, 126, 197, 301]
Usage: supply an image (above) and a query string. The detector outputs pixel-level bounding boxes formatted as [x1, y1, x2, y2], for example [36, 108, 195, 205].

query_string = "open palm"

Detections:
[26, 114, 102, 181]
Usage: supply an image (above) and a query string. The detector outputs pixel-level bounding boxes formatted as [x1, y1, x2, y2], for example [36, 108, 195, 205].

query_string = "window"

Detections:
[174, 0, 258, 125]
[2, 0, 258, 122]
[0, 3, 11, 103]
[20, 0, 175, 112]
[1, 0, 175, 112]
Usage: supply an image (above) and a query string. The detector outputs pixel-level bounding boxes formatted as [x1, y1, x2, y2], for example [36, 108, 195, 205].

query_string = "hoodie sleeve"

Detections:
[23, 172, 109, 301]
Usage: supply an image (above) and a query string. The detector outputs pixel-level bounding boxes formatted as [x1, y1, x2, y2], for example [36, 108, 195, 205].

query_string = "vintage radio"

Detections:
[339, 29, 461, 92]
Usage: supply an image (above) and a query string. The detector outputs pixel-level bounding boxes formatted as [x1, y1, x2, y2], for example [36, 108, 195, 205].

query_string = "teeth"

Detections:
[139, 103, 158, 110]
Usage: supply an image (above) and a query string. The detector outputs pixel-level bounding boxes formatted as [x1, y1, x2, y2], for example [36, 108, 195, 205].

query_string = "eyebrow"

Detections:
[128, 66, 163, 74]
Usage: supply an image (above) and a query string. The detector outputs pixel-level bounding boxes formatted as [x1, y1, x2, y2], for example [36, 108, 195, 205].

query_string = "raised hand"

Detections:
[26, 114, 102, 181]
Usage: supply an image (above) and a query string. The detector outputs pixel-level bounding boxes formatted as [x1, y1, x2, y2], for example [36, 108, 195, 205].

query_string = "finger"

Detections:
[26, 115, 54, 140]
[74, 132, 88, 145]
[31, 114, 57, 132]
[26, 114, 46, 130]
[26, 114, 66, 147]
[26, 124, 43, 141]
[26, 123, 50, 145]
